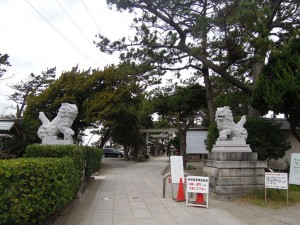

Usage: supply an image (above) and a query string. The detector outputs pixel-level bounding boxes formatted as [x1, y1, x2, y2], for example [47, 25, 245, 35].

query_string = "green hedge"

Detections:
[83, 146, 103, 177]
[0, 158, 78, 225]
[0, 145, 103, 225]
[24, 144, 85, 169]
[24, 144, 103, 177]
[24, 145, 84, 189]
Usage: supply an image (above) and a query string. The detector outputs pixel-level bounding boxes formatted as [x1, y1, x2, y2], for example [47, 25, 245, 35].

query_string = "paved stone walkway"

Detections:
[64, 156, 300, 225]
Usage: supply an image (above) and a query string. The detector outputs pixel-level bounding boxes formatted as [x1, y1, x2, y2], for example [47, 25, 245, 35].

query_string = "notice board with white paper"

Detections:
[170, 156, 184, 184]
[265, 172, 288, 189]
[289, 153, 300, 185]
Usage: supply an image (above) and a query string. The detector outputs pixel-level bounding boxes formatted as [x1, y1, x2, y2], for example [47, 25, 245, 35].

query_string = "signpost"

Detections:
[265, 172, 288, 205]
[289, 153, 300, 185]
[186, 176, 209, 208]
[170, 156, 184, 184]
[170, 156, 184, 200]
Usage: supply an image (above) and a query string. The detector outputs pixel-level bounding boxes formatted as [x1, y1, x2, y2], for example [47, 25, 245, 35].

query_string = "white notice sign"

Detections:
[265, 172, 288, 189]
[186, 176, 209, 193]
[289, 153, 300, 185]
[170, 156, 184, 184]
[186, 176, 209, 208]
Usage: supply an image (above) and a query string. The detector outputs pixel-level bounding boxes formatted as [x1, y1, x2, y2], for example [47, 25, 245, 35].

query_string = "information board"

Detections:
[186, 176, 209, 193]
[170, 156, 184, 184]
[186, 176, 209, 208]
[186, 130, 208, 154]
[265, 172, 288, 189]
[289, 153, 300, 185]
[265, 172, 289, 205]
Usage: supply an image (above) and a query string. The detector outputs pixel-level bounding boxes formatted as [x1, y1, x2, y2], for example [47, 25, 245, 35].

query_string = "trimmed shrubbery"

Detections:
[24, 144, 85, 188]
[0, 158, 78, 225]
[24, 144, 103, 178]
[83, 146, 103, 177]
[0, 144, 103, 225]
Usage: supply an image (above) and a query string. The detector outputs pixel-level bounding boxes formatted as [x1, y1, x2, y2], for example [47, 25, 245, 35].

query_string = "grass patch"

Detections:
[238, 185, 300, 208]
[185, 164, 196, 170]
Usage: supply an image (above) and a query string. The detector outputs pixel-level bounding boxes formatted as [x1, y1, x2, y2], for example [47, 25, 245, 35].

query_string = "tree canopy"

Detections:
[9, 68, 56, 117]
[23, 66, 90, 146]
[252, 38, 300, 142]
[83, 63, 150, 159]
[211, 75, 249, 116]
[23, 63, 150, 153]
[152, 83, 207, 167]
[245, 118, 291, 162]
[98, 0, 300, 118]
[153, 84, 207, 123]
[0, 53, 10, 79]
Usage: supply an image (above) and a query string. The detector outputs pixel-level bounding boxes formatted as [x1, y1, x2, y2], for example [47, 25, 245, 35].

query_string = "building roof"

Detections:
[0, 121, 15, 132]
[267, 118, 299, 130]
[0, 118, 22, 135]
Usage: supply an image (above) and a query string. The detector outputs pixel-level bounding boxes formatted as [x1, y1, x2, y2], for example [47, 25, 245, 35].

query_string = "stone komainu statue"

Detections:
[215, 106, 247, 141]
[37, 103, 78, 140]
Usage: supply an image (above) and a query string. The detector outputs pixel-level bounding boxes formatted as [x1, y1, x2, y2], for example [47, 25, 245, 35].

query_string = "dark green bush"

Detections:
[24, 144, 103, 178]
[83, 146, 103, 177]
[24, 144, 85, 160]
[0, 158, 78, 225]
[206, 117, 291, 161]
[245, 117, 291, 161]
[206, 122, 218, 151]
[24, 144, 84, 173]
[24, 144, 85, 195]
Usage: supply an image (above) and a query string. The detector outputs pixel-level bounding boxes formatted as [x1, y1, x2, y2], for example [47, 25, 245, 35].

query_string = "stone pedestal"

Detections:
[203, 152, 267, 200]
[42, 138, 74, 145]
[212, 141, 252, 152]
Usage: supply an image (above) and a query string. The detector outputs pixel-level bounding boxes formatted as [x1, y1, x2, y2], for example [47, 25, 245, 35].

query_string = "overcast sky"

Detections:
[0, 0, 134, 115]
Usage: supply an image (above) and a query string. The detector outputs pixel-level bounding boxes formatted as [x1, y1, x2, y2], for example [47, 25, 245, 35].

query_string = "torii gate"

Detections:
[139, 128, 178, 145]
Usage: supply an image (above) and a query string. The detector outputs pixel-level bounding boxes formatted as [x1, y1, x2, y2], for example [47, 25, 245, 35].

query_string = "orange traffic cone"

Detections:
[176, 178, 185, 201]
[195, 193, 204, 204]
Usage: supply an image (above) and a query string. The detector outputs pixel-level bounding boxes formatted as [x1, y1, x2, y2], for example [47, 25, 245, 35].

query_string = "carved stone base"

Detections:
[42, 138, 74, 145]
[203, 152, 267, 200]
[212, 141, 252, 152]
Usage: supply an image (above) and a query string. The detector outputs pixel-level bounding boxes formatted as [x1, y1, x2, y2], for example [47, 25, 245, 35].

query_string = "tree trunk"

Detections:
[200, 3, 215, 124]
[249, 59, 264, 117]
[99, 129, 111, 148]
[179, 128, 187, 169]
[17, 91, 30, 117]
[124, 145, 129, 160]
[202, 66, 215, 123]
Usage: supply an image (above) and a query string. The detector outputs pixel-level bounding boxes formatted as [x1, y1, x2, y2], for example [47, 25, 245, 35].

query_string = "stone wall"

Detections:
[203, 152, 267, 200]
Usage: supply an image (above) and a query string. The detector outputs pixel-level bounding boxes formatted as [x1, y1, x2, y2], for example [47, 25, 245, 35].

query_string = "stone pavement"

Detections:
[64, 156, 300, 225]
